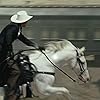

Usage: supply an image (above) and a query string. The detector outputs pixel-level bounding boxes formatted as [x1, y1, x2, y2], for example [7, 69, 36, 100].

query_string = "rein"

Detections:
[76, 50, 86, 75]
[40, 50, 76, 82]
[15, 49, 76, 82]
[0, 49, 77, 83]
[0, 49, 55, 77]
[18, 49, 77, 82]
[34, 71, 55, 76]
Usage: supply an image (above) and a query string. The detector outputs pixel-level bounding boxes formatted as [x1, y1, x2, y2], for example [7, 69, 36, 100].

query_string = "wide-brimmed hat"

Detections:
[10, 11, 33, 23]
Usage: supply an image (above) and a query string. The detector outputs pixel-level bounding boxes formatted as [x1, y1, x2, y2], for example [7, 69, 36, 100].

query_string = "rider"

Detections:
[0, 11, 44, 100]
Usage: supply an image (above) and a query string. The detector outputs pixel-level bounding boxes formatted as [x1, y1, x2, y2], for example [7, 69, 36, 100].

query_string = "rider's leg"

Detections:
[5, 62, 21, 100]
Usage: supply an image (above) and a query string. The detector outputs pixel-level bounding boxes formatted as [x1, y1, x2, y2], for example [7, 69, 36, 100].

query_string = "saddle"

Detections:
[16, 53, 35, 85]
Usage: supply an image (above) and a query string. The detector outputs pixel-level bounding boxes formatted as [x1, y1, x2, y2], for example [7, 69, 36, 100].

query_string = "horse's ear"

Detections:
[80, 47, 86, 52]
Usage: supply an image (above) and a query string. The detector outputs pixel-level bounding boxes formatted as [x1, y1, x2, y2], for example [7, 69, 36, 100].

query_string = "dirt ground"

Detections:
[20, 67, 100, 100]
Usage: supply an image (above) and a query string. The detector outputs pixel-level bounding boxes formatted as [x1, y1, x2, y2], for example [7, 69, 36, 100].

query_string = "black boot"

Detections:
[26, 84, 32, 98]
[4, 85, 20, 100]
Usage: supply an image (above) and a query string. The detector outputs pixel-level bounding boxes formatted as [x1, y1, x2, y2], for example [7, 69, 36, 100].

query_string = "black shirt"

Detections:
[0, 22, 37, 60]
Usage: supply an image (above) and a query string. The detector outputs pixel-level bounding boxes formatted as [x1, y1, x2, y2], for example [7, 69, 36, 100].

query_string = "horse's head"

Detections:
[72, 47, 90, 83]
[44, 40, 90, 83]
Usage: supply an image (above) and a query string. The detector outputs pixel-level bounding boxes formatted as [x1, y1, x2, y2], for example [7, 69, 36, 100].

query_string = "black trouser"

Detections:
[0, 58, 8, 86]
[5, 60, 21, 100]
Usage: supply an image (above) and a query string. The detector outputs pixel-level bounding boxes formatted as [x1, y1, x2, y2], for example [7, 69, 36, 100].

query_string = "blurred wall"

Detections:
[0, 15, 100, 67]
[0, 0, 100, 7]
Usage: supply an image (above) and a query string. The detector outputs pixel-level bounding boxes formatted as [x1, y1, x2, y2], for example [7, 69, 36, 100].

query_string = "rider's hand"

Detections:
[7, 51, 14, 59]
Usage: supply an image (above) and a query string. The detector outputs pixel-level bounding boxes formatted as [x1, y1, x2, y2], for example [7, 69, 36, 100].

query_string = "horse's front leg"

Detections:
[34, 74, 72, 100]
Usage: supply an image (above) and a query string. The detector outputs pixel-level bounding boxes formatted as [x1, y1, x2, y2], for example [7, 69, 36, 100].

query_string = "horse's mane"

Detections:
[44, 39, 76, 52]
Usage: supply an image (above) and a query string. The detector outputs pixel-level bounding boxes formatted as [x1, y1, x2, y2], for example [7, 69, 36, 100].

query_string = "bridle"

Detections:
[0, 48, 86, 83]
[41, 49, 87, 83]
[72, 49, 86, 78]
[77, 50, 86, 75]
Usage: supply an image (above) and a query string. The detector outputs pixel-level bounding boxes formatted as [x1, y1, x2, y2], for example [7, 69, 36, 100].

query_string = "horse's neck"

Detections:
[29, 44, 76, 72]
[50, 47, 75, 64]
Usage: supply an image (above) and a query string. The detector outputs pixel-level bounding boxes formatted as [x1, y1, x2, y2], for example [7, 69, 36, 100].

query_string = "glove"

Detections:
[38, 46, 45, 51]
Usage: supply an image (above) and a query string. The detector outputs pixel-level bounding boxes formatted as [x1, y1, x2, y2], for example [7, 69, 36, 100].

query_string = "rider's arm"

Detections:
[18, 33, 38, 49]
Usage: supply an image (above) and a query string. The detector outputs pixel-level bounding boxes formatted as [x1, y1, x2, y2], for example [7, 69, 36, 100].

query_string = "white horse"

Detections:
[0, 39, 90, 100]
[28, 39, 90, 99]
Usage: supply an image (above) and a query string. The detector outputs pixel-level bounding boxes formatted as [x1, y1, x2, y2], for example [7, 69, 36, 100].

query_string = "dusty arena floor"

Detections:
[20, 67, 100, 100]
